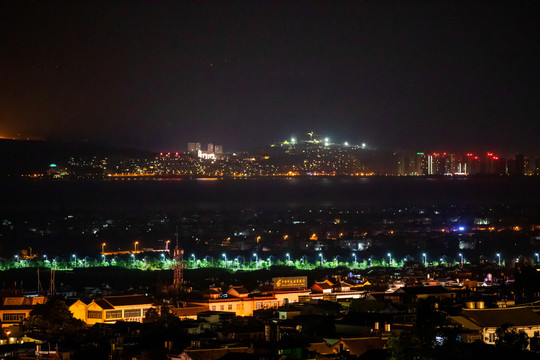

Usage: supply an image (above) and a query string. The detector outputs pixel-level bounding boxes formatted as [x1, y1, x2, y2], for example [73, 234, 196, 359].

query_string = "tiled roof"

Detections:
[461, 307, 540, 328]
[103, 295, 155, 307]
[402, 286, 448, 295]
[94, 299, 114, 310]
[313, 282, 333, 290]
[229, 286, 250, 294]
[182, 347, 253, 360]
[172, 306, 208, 317]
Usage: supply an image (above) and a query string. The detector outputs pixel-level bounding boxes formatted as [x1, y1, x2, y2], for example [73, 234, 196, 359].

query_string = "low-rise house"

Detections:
[308, 337, 385, 358]
[172, 346, 254, 360]
[451, 306, 540, 347]
[190, 287, 279, 317]
[311, 280, 333, 294]
[69, 294, 157, 325]
[0, 296, 45, 328]
[172, 305, 209, 320]
[334, 281, 353, 292]
[277, 307, 302, 320]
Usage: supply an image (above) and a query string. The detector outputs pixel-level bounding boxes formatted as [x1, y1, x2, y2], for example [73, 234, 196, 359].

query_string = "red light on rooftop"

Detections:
[474, 156, 479, 160]
[443, 152, 447, 156]
[467, 153, 473, 157]
[433, 153, 439, 157]
[493, 156, 499, 160]
[487, 152, 493, 157]
[160, 152, 163, 156]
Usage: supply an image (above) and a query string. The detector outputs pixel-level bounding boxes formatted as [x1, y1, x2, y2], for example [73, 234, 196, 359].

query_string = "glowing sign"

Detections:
[273, 276, 308, 290]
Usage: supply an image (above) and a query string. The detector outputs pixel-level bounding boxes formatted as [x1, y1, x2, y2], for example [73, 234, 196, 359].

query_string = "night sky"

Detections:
[1, 1, 538, 154]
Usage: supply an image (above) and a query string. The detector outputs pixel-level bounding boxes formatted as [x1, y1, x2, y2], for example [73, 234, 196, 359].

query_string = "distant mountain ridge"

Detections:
[0, 139, 152, 176]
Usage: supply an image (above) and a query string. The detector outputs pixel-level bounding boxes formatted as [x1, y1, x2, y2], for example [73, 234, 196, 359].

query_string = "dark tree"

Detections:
[495, 323, 529, 352]
[25, 299, 85, 342]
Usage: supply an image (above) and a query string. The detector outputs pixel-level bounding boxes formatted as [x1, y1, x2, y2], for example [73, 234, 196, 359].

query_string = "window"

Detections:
[211, 306, 216, 311]
[220, 305, 224, 311]
[228, 304, 233, 310]
[87, 311, 102, 319]
[105, 310, 123, 319]
[256, 302, 262, 309]
[2, 313, 25, 321]
[236, 304, 241, 310]
[488, 333, 496, 343]
[124, 309, 142, 318]
[264, 301, 270, 308]
[273, 302, 278, 308]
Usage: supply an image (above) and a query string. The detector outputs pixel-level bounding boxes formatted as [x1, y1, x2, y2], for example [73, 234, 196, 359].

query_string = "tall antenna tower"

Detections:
[49, 265, 56, 297]
[173, 225, 184, 292]
[37, 269, 44, 295]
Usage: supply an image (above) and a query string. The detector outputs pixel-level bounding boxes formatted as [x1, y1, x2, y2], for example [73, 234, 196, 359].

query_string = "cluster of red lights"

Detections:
[159, 152, 180, 157]
[466, 152, 499, 160]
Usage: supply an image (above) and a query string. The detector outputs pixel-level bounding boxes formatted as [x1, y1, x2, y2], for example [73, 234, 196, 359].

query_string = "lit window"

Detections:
[87, 311, 102, 319]
[105, 310, 123, 319]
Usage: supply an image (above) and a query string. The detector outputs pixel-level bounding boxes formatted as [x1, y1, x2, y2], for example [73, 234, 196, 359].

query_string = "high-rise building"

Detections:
[514, 153, 525, 175]
[207, 143, 214, 153]
[187, 142, 201, 154]
[215, 145, 223, 155]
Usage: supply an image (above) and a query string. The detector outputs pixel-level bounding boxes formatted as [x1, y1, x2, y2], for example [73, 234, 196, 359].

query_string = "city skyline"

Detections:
[1, 2, 538, 153]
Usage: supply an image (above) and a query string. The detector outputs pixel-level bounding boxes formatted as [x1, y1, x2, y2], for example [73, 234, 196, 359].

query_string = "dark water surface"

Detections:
[2, 177, 540, 213]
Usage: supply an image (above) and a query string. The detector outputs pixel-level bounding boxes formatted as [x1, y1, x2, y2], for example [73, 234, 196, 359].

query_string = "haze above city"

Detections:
[1, 2, 538, 153]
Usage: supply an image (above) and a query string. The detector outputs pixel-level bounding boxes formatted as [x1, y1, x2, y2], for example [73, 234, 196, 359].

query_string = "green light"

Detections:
[50, 163, 57, 167]
[417, 153, 424, 155]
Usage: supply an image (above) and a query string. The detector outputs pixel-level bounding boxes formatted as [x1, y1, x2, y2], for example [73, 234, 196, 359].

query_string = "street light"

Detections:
[166, 240, 170, 251]
[459, 253, 464, 266]
[352, 253, 357, 265]
[496, 253, 501, 266]
[535, 253, 539, 263]
[253, 253, 259, 267]
[319, 253, 324, 266]
[101, 242, 106, 253]
[286, 253, 291, 265]
[422, 253, 427, 267]
[134, 241, 139, 252]
[387, 253, 392, 266]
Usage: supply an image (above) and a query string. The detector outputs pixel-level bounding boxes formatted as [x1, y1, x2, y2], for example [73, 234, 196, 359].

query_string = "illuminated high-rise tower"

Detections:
[187, 142, 201, 154]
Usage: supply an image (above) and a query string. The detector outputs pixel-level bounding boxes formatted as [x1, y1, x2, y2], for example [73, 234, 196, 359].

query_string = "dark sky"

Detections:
[1, 1, 538, 154]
